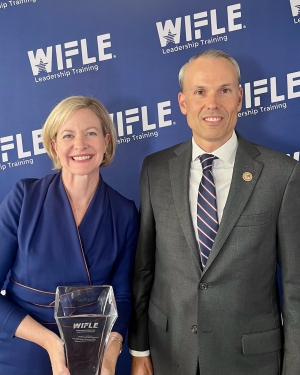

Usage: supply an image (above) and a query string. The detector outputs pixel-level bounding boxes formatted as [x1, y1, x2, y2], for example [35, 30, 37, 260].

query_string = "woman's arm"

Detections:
[101, 331, 123, 375]
[0, 181, 28, 336]
[0, 181, 69, 375]
[15, 315, 69, 375]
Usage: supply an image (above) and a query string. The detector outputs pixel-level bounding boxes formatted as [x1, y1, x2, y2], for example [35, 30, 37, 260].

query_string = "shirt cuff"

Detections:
[129, 349, 151, 357]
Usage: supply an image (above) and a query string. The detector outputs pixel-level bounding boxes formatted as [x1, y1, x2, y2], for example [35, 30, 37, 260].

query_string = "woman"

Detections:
[0, 96, 139, 375]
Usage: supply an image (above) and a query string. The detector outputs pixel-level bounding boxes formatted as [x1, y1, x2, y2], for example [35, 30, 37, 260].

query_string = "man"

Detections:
[128, 49, 300, 375]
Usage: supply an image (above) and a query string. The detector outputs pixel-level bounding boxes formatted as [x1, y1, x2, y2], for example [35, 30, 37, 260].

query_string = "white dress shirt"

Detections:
[190, 132, 238, 239]
[130, 132, 238, 357]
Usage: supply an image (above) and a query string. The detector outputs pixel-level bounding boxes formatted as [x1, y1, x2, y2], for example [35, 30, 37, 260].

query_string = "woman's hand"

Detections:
[100, 332, 123, 375]
[44, 333, 70, 375]
[15, 315, 70, 375]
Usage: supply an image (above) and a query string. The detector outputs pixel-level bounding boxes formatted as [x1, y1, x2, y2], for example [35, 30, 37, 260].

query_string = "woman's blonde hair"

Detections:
[42, 96, 117, 170]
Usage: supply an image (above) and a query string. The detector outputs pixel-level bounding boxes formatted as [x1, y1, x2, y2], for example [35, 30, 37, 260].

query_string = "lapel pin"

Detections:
[242, 172, 253, 182]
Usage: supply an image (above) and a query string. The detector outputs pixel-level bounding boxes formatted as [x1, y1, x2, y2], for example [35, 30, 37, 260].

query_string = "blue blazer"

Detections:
[0, 172, 139, 375]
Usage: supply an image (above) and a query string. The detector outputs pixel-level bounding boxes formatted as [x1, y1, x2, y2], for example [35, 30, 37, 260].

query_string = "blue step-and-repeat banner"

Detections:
[1, 0, 300, 373]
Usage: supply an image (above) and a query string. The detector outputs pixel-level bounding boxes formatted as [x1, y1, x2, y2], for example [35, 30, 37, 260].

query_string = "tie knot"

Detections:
[199, 154, 217, 171]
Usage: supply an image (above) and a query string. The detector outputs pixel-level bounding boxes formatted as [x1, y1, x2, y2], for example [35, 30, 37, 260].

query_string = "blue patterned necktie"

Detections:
[197, 154, 219, 268]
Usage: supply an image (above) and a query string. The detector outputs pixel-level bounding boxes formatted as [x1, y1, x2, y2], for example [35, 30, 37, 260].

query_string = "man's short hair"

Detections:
[178, 49, 241, 91]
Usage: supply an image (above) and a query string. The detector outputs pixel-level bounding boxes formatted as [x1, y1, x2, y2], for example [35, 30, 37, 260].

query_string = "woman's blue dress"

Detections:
[0, 172, 139, 374]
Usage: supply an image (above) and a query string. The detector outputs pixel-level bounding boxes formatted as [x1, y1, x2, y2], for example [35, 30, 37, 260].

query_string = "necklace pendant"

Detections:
[75, 208, 79, 212]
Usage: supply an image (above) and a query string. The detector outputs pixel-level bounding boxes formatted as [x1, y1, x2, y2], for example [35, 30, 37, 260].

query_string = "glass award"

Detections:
[54, 285, 118, 375]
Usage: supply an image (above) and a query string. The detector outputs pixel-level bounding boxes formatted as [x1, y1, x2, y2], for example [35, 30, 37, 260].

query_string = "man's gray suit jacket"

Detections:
[128, 132, 300, 375]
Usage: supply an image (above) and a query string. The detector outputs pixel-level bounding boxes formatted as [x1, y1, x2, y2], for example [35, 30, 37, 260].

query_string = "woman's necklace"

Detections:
[63, 178, 99, 222]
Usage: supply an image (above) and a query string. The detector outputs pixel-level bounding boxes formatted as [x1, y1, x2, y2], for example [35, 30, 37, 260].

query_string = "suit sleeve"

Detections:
[277, 162, 300, 375]
[128, 156, 156, 351]
[0, 181, 28, 338]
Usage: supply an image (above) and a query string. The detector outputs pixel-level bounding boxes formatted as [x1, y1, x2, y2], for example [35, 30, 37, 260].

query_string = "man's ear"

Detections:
[178, 92, 187, 115]
[237, 86, 243, 112]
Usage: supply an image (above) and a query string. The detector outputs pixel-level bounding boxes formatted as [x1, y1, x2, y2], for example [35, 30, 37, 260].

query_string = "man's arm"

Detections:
[128, 156, 156, 354]
[277, 162, 300, 375]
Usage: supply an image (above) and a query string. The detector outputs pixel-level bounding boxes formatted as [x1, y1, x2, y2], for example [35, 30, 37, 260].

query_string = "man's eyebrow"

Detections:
[191, 83, 235, 89]
[220, 83, 235, 87]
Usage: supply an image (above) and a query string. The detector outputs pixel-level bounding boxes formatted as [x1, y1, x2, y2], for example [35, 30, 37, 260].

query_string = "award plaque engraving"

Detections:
[54, 286, 118, 375]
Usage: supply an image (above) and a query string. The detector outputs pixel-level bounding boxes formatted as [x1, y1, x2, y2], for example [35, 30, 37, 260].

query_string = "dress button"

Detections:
[191, 325, 198, 334]
[199, 283, 208, 290]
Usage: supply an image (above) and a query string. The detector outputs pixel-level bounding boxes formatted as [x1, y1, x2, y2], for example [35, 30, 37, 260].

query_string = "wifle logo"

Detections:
[110, 101, 174, 145]
[238, 70, 300, 117]
[27, 34, 113, 82]
[0, 100, 174, 169]
[289, 0, 300, 17]
[0, 130, 44, 163]
[156, 3, 244, 54]
[0, 130, 43, 170]
[73, 322, 99, 329]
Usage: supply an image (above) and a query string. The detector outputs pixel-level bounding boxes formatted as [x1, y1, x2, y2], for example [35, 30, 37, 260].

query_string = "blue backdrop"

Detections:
[1, 0, 300, 373]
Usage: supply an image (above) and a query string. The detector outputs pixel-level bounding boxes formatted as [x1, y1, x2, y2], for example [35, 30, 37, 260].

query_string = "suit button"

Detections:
[191, 325, 198, 334]
[199, 283, 208, 290]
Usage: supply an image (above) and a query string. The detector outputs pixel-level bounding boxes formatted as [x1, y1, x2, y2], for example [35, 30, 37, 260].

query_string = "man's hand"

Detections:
[131, 356, 153, 375]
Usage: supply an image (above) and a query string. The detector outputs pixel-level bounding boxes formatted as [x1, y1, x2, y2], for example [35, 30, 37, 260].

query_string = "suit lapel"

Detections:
[203, 134, 264, 274]
[169, 140, 202, 272]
